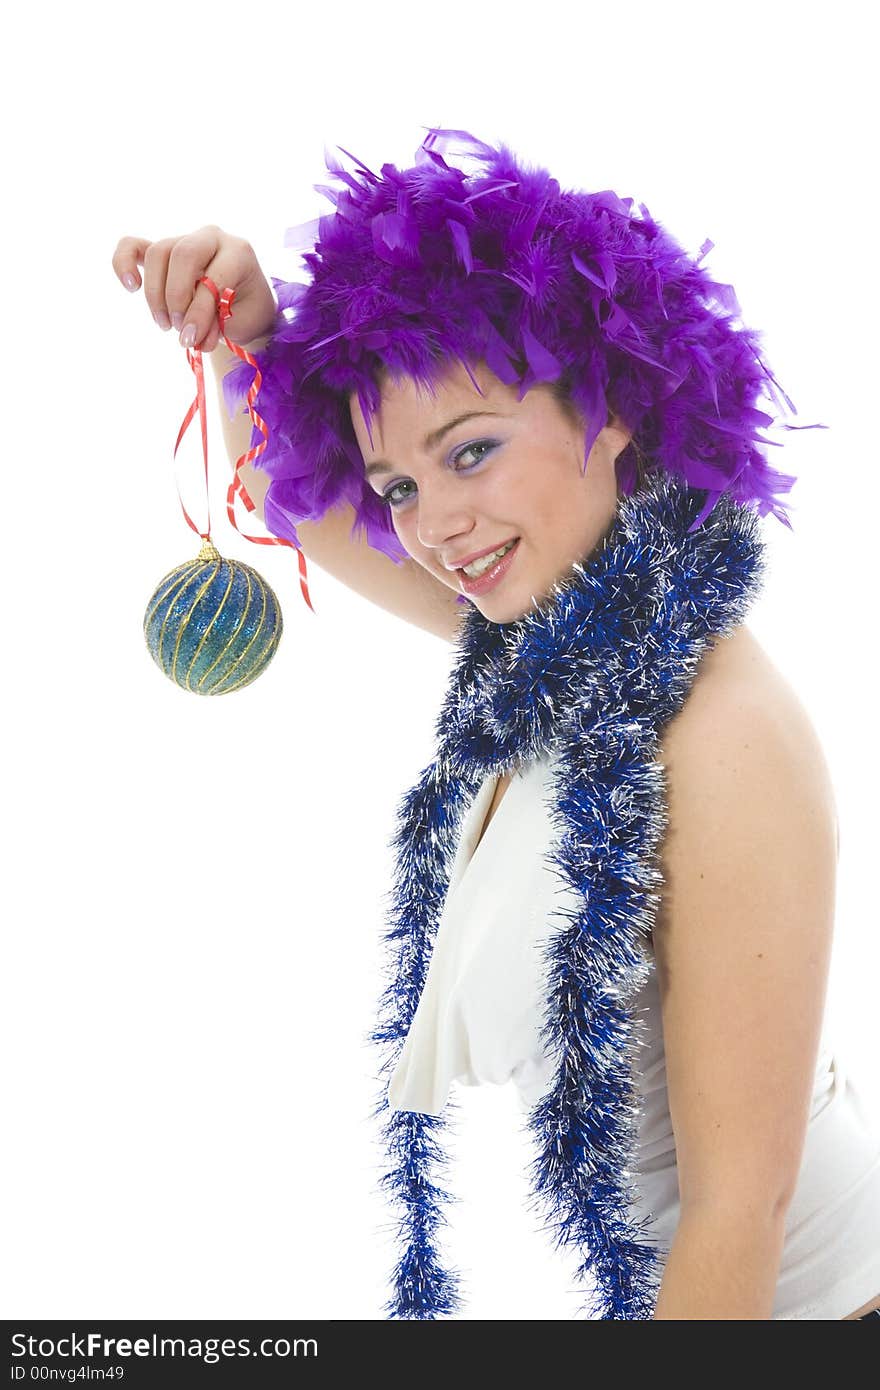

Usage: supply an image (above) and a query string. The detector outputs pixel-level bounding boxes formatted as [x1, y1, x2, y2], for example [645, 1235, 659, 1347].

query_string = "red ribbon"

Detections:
[172, 274, 315, 614]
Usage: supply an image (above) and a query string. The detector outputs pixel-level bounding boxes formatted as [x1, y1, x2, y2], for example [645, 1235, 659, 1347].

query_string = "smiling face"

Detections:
[349, 357, 634, 623]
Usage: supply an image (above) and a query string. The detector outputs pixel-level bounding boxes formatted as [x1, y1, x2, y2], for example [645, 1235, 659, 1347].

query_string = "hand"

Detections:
[110, 225, 277, 352]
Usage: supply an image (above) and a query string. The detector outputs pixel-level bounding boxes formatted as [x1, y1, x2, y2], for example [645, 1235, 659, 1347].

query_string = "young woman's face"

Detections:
[349, 358, 633, 623]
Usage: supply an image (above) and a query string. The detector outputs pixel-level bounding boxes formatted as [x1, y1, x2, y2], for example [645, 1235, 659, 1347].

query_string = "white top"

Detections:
[388, 752, 880, 1320]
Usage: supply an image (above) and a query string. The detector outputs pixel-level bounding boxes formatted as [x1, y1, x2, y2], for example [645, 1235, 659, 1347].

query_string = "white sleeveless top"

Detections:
[388, 752, 880, 1320]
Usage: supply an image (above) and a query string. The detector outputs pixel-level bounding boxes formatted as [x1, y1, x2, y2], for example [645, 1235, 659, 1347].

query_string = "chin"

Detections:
[470, 585, 540, 625]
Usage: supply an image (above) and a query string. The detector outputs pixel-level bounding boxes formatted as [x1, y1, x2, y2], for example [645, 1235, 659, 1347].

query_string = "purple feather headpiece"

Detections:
[221, 125, 820, 565]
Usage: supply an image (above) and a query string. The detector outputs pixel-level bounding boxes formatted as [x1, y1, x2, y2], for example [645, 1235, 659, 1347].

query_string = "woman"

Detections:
[113, 127, 880, 1319]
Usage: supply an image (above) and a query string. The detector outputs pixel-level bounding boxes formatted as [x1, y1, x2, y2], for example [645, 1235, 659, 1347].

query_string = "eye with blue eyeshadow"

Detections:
[379, 438, 499, 509]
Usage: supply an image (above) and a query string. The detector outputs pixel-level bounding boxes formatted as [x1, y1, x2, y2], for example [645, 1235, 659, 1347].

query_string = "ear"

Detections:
[605, 411, 634, 458]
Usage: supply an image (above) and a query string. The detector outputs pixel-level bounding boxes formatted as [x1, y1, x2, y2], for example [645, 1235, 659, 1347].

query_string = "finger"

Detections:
[166, 226, 227, 345]
[171, 229, 256, 350]
[200, 321, 221, 353]
[140, 237, 173, 329]
[111, 235, 152, 292]
[142, 237, 183, 331]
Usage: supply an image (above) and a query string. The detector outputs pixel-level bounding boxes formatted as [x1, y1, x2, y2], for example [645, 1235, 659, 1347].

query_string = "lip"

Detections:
[457, 537, 520, 595]
[447, 537, 520, 571]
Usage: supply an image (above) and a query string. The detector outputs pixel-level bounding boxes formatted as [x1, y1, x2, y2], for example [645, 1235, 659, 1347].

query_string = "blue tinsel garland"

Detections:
[368, 469, 768, 1320]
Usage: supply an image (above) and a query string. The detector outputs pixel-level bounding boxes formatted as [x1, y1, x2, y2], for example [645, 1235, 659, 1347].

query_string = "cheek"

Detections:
[389, 507, 417, 543]
[390, 509, 432, 563]
[473, 462, 532, 521]
[495, 459, 559, 529]
[506, 457, 597, 551]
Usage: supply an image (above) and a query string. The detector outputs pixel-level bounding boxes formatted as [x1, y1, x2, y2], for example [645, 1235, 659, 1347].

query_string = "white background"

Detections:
[2, 0, 877, 1321]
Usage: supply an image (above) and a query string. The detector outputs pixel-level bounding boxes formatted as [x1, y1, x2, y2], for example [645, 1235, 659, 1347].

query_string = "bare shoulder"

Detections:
[653, 622, 840, 931]
[660, 622, 836, 800]
[647, 627, 843, 1234]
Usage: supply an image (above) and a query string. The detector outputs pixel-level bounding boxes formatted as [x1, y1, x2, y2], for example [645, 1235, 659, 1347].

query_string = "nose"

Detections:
[414, 478, 475, 554]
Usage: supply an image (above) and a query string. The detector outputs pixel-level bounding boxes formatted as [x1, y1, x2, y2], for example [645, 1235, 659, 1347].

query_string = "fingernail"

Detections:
[123, 272, 138, 292]
[170, 312, 183, 331]
[153, 311, 171, 331]
[180, 323, 196, 348]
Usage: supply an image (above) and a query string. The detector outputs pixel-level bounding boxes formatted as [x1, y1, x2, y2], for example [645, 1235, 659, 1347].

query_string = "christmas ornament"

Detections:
[143, 538, 283, 695]
[143, 276, 316, 696]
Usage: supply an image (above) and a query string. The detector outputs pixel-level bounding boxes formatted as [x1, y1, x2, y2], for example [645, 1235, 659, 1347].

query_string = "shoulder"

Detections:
[647, 624, 841, 1213]
[654, 622, 840, 931]
[659, 621, 838, 829]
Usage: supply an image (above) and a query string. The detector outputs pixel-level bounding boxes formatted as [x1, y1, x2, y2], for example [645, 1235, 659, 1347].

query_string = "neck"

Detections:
[443, 470, 767, 773]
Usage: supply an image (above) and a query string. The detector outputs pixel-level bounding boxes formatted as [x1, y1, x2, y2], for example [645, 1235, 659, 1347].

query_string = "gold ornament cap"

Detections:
[196, 538, 222, 563]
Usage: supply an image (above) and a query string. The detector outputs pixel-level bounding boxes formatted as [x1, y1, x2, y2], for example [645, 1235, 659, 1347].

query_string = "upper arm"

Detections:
[211, 351, 464, 644]
[652, 682, 838, 1218]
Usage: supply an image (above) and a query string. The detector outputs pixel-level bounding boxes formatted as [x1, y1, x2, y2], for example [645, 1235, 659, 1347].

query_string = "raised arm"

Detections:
[112, 225, 465, 645]
[210, 343, 465, 644]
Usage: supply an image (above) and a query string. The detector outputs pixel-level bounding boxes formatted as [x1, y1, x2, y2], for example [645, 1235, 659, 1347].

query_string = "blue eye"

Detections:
[380, 439, 498, 509]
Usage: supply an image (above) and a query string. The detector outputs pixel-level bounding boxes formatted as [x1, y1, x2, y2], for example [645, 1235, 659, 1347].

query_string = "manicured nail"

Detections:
[180, 323, 197, 348]
[123, 272, 138, 292]
[170, 312, 183, 331]
[153, 310, 171, 331]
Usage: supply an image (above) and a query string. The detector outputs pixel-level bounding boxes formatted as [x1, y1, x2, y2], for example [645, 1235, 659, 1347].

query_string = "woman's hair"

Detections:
[547, 375, 650, 495]
[222, 127, 814, 563]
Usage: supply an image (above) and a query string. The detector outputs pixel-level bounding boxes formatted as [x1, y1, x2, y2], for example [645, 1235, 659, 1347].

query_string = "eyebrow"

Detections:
[362, 411, 504, 478]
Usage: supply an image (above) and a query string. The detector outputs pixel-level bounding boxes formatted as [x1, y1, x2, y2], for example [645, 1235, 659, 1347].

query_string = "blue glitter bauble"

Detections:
[144, 539, 283, 695]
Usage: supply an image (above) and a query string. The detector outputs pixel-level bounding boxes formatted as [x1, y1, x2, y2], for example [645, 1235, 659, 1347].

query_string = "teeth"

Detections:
[462, 540, 516, 577]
